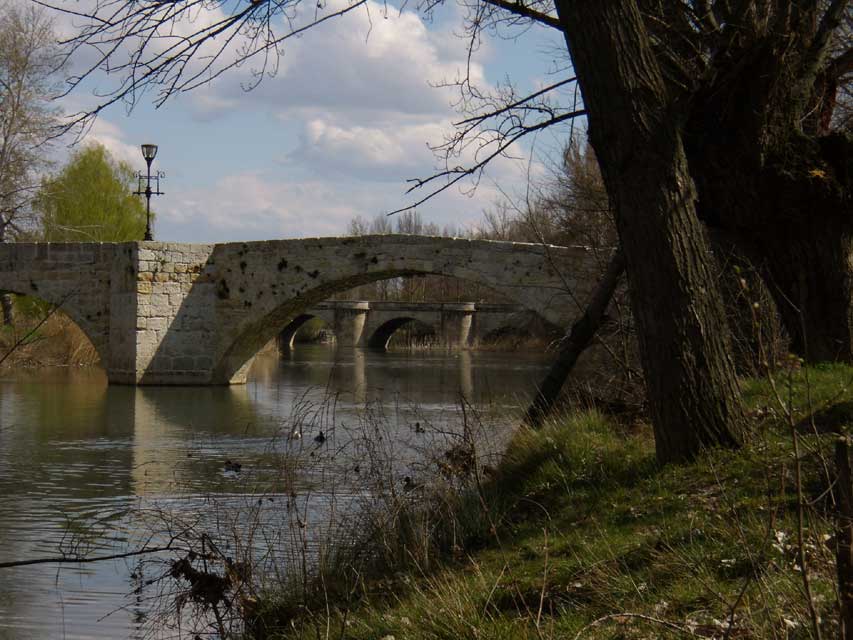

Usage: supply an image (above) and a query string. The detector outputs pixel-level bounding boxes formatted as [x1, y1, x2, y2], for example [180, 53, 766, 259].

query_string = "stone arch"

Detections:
[0, 243, 119, 369]
[278, 312, 334, 349]
[0, 281, 110, 365]
[209, 236, 589, 384]
[367, 317, 435, 350]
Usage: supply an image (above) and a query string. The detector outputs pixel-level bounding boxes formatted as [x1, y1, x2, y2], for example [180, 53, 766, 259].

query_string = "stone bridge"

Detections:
[279, 300, 541, 350]
[0, 235, 597, 385]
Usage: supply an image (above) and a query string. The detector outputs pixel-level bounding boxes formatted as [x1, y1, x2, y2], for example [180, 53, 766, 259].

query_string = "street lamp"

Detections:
[133, 143, 164, 241]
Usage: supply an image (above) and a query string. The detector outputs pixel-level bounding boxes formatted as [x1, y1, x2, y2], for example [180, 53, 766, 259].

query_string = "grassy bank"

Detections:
[250, 364, 853, 638]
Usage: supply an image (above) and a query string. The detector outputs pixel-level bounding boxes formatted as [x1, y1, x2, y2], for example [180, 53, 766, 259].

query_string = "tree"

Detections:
[49, 0, 853, 462]
[0, 5, 61, 325]
[553, 1, 745, 462]
[35, 144, 148, 242]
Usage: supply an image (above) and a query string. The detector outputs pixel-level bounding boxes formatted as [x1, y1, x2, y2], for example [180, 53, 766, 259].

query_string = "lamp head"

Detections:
[141, 144, 158, 162]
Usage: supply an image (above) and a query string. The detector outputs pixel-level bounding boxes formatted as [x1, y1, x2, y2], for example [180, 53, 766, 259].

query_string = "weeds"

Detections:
[238, 376, 853, 640]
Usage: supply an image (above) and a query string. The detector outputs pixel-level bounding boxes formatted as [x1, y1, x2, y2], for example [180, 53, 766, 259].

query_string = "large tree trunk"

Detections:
[553, 0, 744, 463]
[754, 217, 853, 363]
[689, 133, 853, 363]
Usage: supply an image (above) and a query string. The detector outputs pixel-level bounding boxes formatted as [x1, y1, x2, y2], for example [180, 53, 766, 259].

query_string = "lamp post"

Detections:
[133, 144, 164, 241]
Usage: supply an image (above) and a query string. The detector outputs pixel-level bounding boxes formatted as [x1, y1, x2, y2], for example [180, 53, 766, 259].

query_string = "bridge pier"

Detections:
[439, 303, 475, 349]
[332, 301, 370, 347]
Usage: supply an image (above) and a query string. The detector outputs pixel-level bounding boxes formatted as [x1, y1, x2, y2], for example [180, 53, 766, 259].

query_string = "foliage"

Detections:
[35, 143, 148, 242]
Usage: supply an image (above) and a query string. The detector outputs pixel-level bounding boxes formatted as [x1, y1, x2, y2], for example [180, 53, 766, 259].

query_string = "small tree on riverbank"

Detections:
[35, 143, 148, 242]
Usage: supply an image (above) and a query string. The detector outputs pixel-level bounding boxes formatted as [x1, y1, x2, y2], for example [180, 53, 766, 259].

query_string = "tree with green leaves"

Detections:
[36, 144, 149, 242]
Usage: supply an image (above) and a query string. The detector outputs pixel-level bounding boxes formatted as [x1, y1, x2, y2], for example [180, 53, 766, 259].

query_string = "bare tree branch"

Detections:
[0, 543, 186, 569]
[387, 109, 586, 215]
[479, 0, 560, 29]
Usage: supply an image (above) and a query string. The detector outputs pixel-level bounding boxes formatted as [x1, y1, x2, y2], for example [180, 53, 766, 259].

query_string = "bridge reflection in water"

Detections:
[0, 347, 551, 637]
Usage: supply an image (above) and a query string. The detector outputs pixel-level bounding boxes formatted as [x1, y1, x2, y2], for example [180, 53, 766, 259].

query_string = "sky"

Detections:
[48, 0, 575, 243]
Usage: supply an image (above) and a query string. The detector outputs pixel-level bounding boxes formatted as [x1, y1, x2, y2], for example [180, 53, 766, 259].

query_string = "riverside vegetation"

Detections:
[139, 360, 853, 639]
[253, 364, 852, 638]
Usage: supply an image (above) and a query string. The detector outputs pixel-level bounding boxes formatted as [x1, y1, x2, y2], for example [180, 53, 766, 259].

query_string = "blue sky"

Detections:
[53, 0, 574, 242]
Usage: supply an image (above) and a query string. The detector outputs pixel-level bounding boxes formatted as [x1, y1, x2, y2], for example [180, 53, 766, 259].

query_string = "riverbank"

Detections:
[0, 314, 99, 369]
[250, 363, 850, 638]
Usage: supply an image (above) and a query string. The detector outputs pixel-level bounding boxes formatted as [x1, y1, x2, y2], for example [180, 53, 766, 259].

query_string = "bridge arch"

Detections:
[0, 243, 117, 366]
[208, 235, 587, 384]
[278, 311, 336, 349]
[367, 317, 433, 350]
[0, 287, 108, 364]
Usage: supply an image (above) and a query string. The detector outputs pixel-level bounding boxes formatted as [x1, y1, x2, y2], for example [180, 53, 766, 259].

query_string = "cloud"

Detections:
[156, 146, 541, 243]
[84, 118, 141, 167]
[160, 171, 387, 241]
[43, 0, 556, 245]
[293, 118, 448, 180]
[187, 0, 485, 124]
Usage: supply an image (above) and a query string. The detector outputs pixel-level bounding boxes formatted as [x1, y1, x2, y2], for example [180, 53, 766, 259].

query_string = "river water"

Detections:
[0, 346, 550, 639]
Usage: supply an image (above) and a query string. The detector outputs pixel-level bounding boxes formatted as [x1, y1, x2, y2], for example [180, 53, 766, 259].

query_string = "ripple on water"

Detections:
[0, 348, 549, 638]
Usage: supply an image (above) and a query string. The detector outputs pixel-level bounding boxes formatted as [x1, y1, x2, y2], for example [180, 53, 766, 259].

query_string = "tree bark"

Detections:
[552, 0, 744, 463]
[0, 294, 12, 327]
[524, 249, 625, 428]
[684, 42, 853, 363]
[754, 218, 853, 363]
[690, 134, 853, 363]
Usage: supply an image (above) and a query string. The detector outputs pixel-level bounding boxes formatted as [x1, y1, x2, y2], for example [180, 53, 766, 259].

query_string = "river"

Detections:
[0, 346, 550, 638]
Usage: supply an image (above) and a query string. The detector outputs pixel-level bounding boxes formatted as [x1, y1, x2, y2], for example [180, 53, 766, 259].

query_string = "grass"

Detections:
[249, 364, 853, 639]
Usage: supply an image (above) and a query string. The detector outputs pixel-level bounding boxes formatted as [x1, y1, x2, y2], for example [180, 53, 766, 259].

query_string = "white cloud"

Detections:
[84, 118, 140, 167]
[294, 118, 448, 179]
[157, 143, 542, 243]
[187, 0, 485, 124]
[160, 171, 384, 241]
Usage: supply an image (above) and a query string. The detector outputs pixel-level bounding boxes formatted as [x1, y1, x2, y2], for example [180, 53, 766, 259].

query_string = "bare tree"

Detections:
[0, 4, 61, 325]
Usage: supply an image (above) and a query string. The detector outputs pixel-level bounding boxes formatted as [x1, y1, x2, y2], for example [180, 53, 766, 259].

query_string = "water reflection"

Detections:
[0, 347, 551, 638]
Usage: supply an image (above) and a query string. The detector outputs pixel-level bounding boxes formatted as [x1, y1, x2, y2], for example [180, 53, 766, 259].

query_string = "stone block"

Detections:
[150, 294, 169, 307]
[147, 317, 167, 331]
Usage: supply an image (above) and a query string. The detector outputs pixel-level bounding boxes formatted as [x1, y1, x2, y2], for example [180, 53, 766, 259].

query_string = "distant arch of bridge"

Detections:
[0, 235, 597, 385]
[279, 300, 542, 351]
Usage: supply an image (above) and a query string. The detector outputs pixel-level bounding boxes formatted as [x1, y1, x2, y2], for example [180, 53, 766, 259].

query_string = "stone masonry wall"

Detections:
[209, 235, 597, 384]
[131, 243, 217, 384]
[1, 236, 600, 385]
[0, 242, 120, 363]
